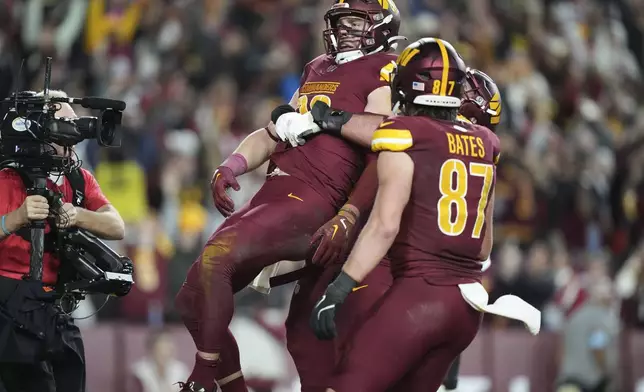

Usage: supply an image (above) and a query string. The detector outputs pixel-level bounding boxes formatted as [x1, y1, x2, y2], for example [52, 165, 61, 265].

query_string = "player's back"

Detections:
[372, 116, 500, 284]
[270, 52, 397, 208]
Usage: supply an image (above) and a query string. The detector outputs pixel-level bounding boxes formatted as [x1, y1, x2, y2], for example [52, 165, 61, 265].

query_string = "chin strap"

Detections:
[335, 50, 364, 64]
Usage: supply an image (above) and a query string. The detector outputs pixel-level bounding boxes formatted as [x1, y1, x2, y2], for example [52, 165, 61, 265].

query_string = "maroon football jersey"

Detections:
[371, 116, 501, 284]
[270, 52, 397, 208]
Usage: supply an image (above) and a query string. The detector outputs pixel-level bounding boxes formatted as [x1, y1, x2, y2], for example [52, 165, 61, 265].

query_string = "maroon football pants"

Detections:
[330, 278, 482, 392]
[286, 263, 393, 392]
[175, 176, 336, 371]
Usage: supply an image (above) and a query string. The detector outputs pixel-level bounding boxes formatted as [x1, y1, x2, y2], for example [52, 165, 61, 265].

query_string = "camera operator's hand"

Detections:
[19, 195, 50, 224]
[56, 203, 78, 229]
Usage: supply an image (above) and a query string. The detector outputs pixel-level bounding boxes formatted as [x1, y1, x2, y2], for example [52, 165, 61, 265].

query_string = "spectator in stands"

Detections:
[557, 278, 620, 392]
[130, 329, 189, 392]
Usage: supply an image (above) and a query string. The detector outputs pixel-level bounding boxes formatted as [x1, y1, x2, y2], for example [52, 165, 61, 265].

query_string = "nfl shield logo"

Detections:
[412, 81, 425, 91]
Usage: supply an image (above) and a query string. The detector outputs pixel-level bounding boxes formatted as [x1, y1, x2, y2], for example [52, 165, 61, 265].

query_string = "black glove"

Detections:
[271, 104, 296, 124]
[310, 270, 358, 340]
[308, 100, 353, 137]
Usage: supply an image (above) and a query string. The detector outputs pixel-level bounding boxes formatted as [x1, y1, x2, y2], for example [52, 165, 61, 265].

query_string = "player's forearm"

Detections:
[342, 216, 398, 282]
[340, 113, 386, 147]
[343, 159, 378, 221]
[232, 127, 278, 172]
[0, 207, 27, 240]
[76, 205, 125, 240]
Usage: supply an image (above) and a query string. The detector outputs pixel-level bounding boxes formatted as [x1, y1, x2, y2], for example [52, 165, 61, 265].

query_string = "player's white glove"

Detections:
[275, 111, 321, 147]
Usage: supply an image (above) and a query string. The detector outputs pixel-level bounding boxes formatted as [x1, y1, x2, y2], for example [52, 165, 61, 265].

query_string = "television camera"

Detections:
[0, 58, 133, 299]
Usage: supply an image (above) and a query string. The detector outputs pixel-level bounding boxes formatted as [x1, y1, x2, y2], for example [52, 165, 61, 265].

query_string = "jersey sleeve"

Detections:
[370, 118, 414, 152]
[299, 64, 309, 86]
[81, 168, 110, 211]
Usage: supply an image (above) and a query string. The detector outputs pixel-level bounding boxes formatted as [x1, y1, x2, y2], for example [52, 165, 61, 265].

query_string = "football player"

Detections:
[310, 38, 500, 391]
[287, 64, 504, 391]
[440, 67, 503, 392]
[459, 67, 503, 131]
[174, 1, 404, 391]
[290, 71, 505, 392]
[289, 66, 504, 392]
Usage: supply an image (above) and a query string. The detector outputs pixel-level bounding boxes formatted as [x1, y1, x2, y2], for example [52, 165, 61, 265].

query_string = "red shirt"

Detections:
[0, 168, 110, 284]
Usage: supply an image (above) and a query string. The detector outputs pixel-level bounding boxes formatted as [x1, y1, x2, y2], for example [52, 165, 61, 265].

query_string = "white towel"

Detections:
[248, 260, 306, 294]
[458, 282, 541, 335]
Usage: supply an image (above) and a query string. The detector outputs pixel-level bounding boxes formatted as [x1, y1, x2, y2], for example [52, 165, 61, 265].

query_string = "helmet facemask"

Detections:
[323, 10, 375, 58]
[462, 71, 498, 118]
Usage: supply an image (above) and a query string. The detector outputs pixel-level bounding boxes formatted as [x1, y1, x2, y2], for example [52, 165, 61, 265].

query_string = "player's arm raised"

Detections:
[210, 91, 298, 217]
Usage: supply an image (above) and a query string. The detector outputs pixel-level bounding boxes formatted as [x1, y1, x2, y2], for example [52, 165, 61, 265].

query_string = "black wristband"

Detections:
[311, 100, 352, 137]
[271, 104, 295, 124]
[331, 270, 359, 298]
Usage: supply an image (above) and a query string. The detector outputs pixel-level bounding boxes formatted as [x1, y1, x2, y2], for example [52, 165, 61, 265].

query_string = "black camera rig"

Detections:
[0, 57, 133, 298]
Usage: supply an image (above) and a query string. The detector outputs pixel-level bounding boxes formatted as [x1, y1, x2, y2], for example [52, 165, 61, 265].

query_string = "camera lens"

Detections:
[99, 111, 118, 145]
[73, 116, 97, 138]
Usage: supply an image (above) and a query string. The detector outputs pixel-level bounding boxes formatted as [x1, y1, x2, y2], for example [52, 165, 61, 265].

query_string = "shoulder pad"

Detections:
[371, 118, 413, 152]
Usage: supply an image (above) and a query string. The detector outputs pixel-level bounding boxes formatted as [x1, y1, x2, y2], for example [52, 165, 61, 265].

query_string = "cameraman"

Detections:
[0, 90, 125, 392]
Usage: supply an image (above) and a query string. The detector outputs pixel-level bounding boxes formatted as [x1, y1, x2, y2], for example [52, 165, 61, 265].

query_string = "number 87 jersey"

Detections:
[372, 115, 500, 284]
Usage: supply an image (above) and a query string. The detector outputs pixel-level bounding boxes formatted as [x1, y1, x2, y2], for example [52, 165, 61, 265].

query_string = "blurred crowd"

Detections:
[0, 0, 644, 389]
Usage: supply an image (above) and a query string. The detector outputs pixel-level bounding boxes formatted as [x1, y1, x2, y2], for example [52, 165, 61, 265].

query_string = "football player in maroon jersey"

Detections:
[303, 67, 504, 392]
[294, 66, 503, 392]
[310, 38, 500, 391]
[440, 67, 503, 392]
[174, 1, 405, 391]
[459, 67, 503, 132]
